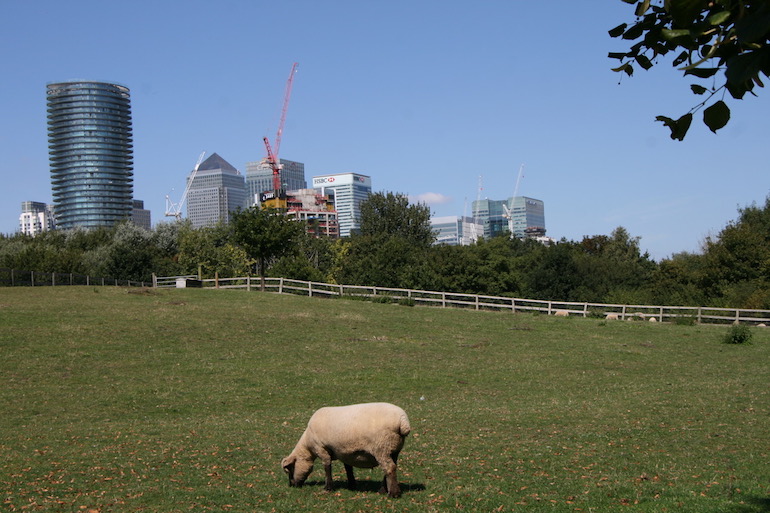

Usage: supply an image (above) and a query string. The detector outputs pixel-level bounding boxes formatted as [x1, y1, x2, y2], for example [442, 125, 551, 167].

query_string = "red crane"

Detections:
[263, 62, 299, 193]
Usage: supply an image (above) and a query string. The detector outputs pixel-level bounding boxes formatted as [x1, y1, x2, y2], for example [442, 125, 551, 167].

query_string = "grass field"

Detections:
[1, 286, 768, 512]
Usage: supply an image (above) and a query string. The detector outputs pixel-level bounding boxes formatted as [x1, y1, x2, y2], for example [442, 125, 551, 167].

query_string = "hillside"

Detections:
[1, 287, 768, 512]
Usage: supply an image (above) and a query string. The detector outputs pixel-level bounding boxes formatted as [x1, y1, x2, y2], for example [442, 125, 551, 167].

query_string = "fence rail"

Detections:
[152, 274, 770, 326]
[0, 268, 150, 288]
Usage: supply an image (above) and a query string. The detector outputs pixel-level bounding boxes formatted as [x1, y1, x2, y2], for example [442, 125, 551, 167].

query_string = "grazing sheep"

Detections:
[649, 317, 658, 322]
[605, 313, 619, 320]
[554, 310, 569, 317]
[281, 402, 411, 498]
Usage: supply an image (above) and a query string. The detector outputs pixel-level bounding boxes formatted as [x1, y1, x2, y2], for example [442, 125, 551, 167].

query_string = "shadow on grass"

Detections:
[727, 497, 770, 513]
[303, 479, 426, 495]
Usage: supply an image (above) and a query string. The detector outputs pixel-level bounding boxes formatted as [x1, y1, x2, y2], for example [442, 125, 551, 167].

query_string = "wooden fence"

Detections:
[0, 268, 151, 288]
[152, 274, 770, 326]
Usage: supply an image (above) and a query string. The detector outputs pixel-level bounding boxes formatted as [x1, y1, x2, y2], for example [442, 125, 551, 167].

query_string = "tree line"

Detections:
[2, 192, 769, 309]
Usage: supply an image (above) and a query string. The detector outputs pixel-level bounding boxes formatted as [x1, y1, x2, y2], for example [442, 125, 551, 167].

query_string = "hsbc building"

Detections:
[312, 173, 372, 236]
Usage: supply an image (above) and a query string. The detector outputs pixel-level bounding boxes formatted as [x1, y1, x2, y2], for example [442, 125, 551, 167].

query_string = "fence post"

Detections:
[215, 271, 219, 289]
[31, 271, 34, 287]
[52, 273, 56, 287]
[152, 273, 157, 288]
[583, 303, 588, 318]
[339, 284, 343, 298]
[735, 309, 741, 324]
[511, 298, 516, 313]
[475, 295, 480, 311]
[70, 273, 74, 285]
[279, 277, 284, 294]
[309, 281, 313, 298]
[621, 305, 627, 320]
[247, 276, 251, 292]
[697, 307, 702, 324]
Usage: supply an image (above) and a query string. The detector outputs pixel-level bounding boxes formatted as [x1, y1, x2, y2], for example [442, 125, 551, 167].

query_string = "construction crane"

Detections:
[502, 164, 525, 236]
[165, 151, 206, 220]
[262, 62, 299, 196]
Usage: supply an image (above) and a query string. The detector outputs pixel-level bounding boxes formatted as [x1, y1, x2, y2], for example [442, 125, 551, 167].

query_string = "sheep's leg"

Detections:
[323, 462, 334, 492]
[344, 463, 357, 490]
[377, 453, 401, 498]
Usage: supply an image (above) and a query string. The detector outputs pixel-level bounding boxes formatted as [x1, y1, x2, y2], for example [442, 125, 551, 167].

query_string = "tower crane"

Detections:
[165, 151, 206, 220]
[263, 62, 299, 195]
[502, 164, 525, 236]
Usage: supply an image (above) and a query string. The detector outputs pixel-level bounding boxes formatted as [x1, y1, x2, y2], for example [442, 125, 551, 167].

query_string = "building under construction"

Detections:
[260, 188, 338, 238]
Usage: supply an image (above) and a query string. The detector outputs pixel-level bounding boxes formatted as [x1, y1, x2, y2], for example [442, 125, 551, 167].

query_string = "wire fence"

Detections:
[152, 274, 770, 326]
[0, 268, 151, 288]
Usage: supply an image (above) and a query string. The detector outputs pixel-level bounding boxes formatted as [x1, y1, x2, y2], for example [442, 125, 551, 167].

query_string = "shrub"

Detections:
[673, 315, 697, 326]
[723, 324, 753, 345]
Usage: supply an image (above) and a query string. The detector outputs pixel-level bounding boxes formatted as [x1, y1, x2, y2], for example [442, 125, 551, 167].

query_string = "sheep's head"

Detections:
[281, 455, 313, 487]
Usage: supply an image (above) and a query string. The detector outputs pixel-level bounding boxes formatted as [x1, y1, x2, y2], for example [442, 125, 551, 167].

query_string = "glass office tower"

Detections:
[46, 81, 134, 229]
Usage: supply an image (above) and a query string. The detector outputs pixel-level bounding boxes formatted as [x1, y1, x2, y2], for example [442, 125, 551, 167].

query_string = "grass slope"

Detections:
[0, 287, 768, 512]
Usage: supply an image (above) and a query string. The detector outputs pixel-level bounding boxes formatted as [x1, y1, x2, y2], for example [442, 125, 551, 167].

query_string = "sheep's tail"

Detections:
[398, 412, 411, 437]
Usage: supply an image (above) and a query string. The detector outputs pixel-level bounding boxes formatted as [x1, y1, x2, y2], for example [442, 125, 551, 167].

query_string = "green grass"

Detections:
[1, 287, 768, 512]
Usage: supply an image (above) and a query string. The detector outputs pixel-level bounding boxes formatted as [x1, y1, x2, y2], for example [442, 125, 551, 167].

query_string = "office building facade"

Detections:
[186, 153, 246, 228]
[19, 201, 55, 236]
[472, 196, 546, 239]
[46, 81, 134, 229]
[312, 173, 371, 237]
[430, 216, 483, 246]
[244, 158, 306, 206]
[131, 199, 151, 230]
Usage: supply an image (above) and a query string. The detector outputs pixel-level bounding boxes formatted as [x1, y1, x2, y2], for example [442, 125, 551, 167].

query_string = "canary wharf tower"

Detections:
[47, 81, 134, 229]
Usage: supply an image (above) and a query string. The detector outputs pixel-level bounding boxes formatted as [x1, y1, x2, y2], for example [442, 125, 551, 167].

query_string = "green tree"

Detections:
[699, 196, 770, 307]
[337, 192, 435, 288]
[229, 206, 305, 288]
[178, 222, 250, 279]
[358, 192, 435, 246]
[610, 0, 770, 139]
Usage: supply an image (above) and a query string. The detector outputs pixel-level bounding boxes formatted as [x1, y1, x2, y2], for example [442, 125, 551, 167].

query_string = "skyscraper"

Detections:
[244, 158, 307, 206]
[311, 173, 371, 237]
[471, 196, 546, 239]
[46, 80, 134, 229]
[186, 153, 246, 228]
[19, 201, 55, 236]
[430, 216, 482, 246]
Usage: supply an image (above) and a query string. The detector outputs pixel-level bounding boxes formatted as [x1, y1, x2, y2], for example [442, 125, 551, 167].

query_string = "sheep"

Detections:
[281, 402, 411, 498]
[553, 310, 569, 317]
[605, 313, 619, 320]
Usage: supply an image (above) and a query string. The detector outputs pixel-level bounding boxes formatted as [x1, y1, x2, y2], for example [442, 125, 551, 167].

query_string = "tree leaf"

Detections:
[672, 50, 690, 66]
[665, 0, 710, 27]
[623, 22, 646, 40]
[612, 62, 635, 76]
[690, 84, 708, 94]
[661, 28, 692, 41]
[707, 10, 731, 26]
[609, 23, 628, 38]
[735, 4, 770, 43]
[703, 100, 730, 133]
[684, 67, 720, 78]
[636, 54, 654, 70]
[635, 0, 651, 17]
[608, 52, 628, 60]
[656, 113, 693, 141]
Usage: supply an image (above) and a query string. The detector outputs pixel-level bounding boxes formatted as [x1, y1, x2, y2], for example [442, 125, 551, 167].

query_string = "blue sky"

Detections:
[1, 0, 768, 260]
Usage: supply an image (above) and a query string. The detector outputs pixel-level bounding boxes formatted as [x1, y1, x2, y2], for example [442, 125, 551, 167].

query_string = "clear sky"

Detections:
[2, 0, 768, 260]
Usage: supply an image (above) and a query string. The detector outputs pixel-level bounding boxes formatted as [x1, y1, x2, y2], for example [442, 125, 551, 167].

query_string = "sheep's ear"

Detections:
[281, 456, 295, 469]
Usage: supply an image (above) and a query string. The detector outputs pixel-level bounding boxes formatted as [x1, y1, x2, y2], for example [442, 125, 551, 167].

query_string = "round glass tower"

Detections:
[46, 80, 134, 229]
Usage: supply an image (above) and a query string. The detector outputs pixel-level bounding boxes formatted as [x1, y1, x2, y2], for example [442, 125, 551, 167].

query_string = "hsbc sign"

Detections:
[313, 173, 371, 187]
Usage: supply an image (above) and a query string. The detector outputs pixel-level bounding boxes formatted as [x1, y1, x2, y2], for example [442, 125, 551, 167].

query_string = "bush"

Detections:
[673, 315, 697, 326]
[723, 324, 753, 345]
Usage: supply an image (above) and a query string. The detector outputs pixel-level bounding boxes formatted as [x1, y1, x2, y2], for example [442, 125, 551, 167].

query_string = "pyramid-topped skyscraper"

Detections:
[186, 153, 246, 228]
